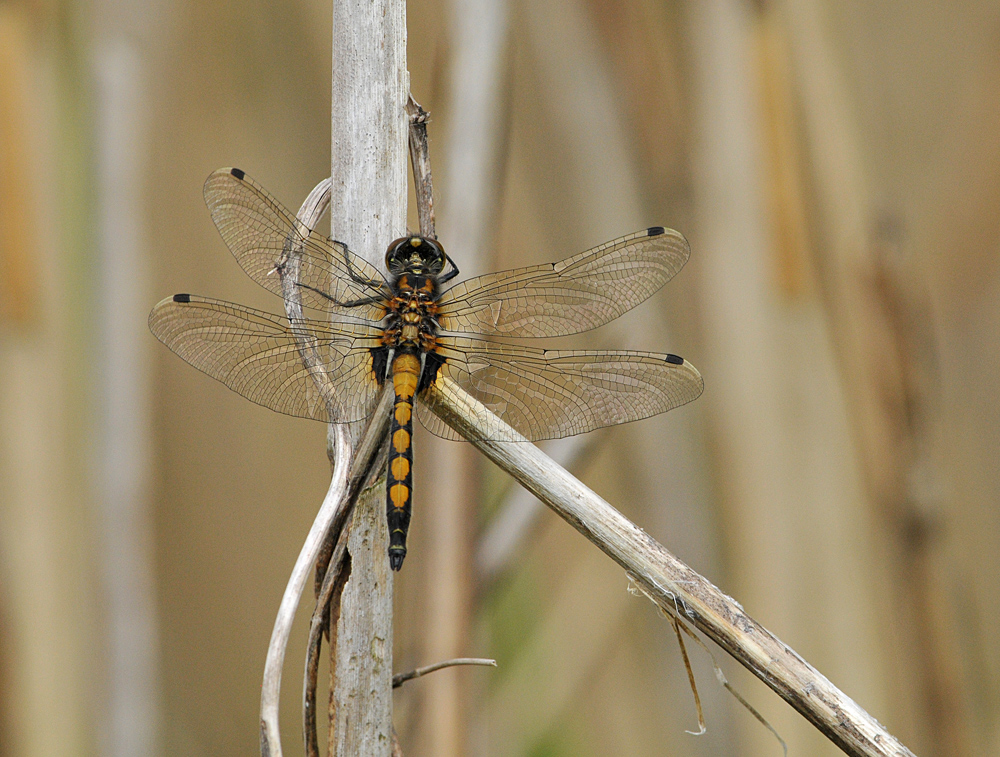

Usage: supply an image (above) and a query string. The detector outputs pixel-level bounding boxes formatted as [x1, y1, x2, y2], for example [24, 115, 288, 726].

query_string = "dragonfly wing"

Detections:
[415, 336, 703, 442]
[436, 227, 690, 337]
[203, 168, 390, 319]
[149, 294, 384, 424]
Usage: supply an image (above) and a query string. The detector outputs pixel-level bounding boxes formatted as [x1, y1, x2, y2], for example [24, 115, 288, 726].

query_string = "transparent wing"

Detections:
[416, 336, 703, 441]
[436, 227, 690, 337]
[203, 168, 390, 320]
[148, 294, 384, 423]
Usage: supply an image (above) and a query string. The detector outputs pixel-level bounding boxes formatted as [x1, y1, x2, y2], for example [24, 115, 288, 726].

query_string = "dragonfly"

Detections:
[149, 167, 703, 570]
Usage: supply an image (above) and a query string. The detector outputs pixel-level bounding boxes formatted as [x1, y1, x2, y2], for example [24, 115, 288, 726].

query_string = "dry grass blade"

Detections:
[660, 601, 786, 754]
[303, 507, 353, 757]
[667, 611, 706, 736]
[717, 674, 788, 757]
[661, 610, 788, 757]
[260, 424, 351, 757]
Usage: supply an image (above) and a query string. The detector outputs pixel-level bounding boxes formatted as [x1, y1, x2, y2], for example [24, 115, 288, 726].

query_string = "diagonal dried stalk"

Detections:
[426, 376, 916, 757]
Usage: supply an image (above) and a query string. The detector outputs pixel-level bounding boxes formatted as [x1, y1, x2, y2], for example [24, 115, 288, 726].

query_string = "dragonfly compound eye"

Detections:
[385, 237, 414, 275]
[420, 238, 447, 274]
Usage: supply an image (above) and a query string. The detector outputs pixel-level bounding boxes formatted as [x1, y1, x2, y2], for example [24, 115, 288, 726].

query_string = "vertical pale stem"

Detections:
[329, 1, 407, 754]
[331, 0, 409, 267]
[686, 1, 801, 751]
[331, 482, 394, 755]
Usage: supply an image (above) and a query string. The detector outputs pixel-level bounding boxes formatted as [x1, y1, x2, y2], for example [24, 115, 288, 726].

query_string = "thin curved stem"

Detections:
[259, 178, 350, 757]
[260, 424, 351, 757]
[303, 507, 354, 757]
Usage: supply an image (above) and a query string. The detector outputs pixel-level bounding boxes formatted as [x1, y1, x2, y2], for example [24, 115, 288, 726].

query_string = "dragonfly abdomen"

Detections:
[387, 349, 421, 570]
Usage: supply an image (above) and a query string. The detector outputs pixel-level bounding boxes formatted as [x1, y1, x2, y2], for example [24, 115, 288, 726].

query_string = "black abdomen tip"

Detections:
[230, 167, 245, 180]
[173, 293, 192, 303]
[389, 550, 405, 571]
[665, 353, 684, 365]
[647, 226, 665, 236]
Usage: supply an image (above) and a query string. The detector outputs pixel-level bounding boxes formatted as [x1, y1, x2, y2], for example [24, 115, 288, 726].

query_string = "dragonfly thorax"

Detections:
[381, 271, 442, 357]
[400, 310, 423, 343]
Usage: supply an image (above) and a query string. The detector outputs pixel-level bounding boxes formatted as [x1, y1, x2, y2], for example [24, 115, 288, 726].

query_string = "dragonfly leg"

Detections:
[438, 253, 461, 283]
[338, 244, 385, 288]
[294, 282, 385, 310]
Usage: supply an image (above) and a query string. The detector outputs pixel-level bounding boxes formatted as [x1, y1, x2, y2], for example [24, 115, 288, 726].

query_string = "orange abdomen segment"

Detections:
[386, 352, 421, 570]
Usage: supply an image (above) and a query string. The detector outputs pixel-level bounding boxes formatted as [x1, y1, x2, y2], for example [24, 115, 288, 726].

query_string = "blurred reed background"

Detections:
[1, 0, 998, 755]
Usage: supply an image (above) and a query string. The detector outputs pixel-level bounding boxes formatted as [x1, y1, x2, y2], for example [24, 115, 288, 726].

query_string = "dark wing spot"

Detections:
[173, 293, 192, 303]
[370, 346, 390, 385]
[418, 351, 447, 394]
[646, 226, 665, 237]
[665, 353, 684, 365]
[230, 168, 246, 180]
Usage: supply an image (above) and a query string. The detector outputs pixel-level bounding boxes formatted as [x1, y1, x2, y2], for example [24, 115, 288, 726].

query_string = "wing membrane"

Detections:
[148, 294, 384, 423]
[416, 336, 703, 441]
[203, 168, 390, 320]
[436, 227, 690, 337]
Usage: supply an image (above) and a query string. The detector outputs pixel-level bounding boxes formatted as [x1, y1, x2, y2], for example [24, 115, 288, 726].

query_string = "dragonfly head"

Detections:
[385, 236, 448, 277]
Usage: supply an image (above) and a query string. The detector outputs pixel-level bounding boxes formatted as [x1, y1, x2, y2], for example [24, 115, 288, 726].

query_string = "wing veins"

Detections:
[419, 337, 703, 441]
[436, 228, 690, 338]
[203, 169, 389, 319]
[149, 294, 383, 423]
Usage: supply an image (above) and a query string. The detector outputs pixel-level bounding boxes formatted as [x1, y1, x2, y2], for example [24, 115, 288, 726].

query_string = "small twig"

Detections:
[406, 95, 436, 239]
[392, 658, 497, 689]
